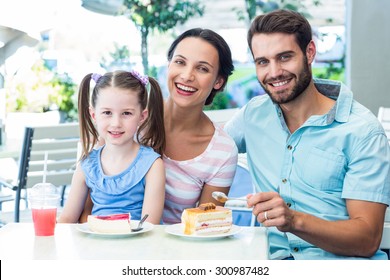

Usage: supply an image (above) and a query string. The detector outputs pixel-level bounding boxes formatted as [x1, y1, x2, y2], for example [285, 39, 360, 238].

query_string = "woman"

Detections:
[162, 28, 237, 224]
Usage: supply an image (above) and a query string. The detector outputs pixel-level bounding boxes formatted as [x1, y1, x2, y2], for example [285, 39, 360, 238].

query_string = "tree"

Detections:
[100, 43, 132, 71]
[121, 0, 204, 74]
[235, 0, 321, 24]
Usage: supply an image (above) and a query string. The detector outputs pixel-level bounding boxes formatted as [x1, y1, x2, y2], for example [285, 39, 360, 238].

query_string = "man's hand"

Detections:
[247, 192, 296, 232]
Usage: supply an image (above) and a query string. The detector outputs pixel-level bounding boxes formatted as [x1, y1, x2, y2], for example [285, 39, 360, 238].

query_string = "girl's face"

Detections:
[90, 87, 147, 146]
[167, 37, 224, 108]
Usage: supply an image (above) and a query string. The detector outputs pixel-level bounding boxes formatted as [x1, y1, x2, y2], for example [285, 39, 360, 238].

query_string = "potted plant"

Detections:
[49, 73, 77, 122]
[6, 59, 78, 123]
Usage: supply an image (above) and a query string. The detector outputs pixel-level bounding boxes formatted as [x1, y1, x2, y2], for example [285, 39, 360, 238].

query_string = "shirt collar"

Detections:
[313, 78, 353, 123]
[274, 78, 353, 129]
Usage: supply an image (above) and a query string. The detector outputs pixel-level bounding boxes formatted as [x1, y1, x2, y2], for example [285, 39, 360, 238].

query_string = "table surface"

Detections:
[0, 223, 269, 260]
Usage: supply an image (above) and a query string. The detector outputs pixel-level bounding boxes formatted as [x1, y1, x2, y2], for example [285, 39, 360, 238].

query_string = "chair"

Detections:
[378, 107, 390, 258]
[0, 122, 80, 222]
[377, 106, 390, 143]
[380, 206, 390, 259]
[204, 108, 239, 125]
[225, 153, 257, 226]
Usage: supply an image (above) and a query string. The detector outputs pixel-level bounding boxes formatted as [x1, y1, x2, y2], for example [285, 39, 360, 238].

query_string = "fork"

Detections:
[131, 214, 149, 232]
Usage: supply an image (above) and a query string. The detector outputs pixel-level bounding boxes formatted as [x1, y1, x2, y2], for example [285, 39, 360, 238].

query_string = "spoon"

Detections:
[131, 214, 149, 232]
[212, 191, 247, 203]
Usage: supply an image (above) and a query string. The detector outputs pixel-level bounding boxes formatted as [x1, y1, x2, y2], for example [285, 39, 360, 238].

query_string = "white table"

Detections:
[0, 223, 269, 260]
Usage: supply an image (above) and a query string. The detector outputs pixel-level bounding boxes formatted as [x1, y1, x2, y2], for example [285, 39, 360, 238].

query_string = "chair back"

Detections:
[225, 154, 257, 226]
[13, 122, 80, 222]
[378, 106, 390, 143]
[204, 108, 239, 125]
[376, 107, 390, 257]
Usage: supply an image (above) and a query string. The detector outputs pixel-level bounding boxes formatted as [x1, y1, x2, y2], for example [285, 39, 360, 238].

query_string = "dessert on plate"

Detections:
[87, 213, 131, 234]
[181, 203, 232, 235]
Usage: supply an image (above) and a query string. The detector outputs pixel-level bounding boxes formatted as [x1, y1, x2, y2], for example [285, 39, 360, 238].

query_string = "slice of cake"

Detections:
[181, 203, 232, 235]
[87, 213, 131, 234]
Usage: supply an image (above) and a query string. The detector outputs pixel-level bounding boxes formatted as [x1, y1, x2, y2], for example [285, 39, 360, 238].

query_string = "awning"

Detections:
[0, 25, 39, 60]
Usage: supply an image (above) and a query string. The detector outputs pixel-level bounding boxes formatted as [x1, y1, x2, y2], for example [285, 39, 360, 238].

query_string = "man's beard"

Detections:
[260, 57, 312, 105]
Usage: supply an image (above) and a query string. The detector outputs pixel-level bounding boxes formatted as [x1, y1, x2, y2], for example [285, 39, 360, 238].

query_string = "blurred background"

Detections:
[0, 0, 388, 128]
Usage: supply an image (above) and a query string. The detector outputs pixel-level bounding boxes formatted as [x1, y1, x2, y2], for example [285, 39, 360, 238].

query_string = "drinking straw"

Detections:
[42, 151, 48, 183]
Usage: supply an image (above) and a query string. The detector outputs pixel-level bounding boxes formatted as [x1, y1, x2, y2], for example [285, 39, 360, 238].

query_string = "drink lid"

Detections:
[29, 183, 60, 202]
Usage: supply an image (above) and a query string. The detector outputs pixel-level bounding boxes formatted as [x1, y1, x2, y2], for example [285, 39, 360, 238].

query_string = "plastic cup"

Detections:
[29, 183, 60, 236]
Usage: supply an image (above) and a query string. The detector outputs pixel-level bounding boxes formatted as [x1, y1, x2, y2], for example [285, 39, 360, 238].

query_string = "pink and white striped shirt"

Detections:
[162, 124, 238, 224]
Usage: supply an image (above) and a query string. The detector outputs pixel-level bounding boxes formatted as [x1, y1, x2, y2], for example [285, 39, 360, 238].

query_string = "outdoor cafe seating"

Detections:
[0, 122, 79, 223]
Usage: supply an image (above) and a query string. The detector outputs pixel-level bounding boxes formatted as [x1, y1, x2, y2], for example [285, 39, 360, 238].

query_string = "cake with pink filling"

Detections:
[181, 203, 232, 235]
[87, 213, 131, 234]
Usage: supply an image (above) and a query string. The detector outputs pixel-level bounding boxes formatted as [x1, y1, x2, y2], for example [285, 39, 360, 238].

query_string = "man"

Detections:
[224, 9, 390, 259]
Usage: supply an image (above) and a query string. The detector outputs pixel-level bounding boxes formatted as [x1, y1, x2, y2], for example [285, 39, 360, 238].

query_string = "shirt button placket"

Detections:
[280, 141, 294, 205]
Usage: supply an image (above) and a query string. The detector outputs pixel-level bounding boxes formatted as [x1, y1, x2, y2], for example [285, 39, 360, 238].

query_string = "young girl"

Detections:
[59, 70, 165, 224]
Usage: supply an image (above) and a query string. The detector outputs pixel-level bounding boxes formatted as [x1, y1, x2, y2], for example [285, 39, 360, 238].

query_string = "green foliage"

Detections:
[148, 65, 158, 79]
[49, 73, 78, 121]
[205, 66, 258, 110]
[121, 0, 204, 74]
[6, 59, 77, 121]
[100, 43, 132, 71]
[123, 1, 204, 30]
[313, 64, 345, 82]
[229, 66, 256, 82]
[204, 92, 230, 111]
[239, 0, 322, 22]
[110, 43, 130, 61]
[6, 60, 53, 113]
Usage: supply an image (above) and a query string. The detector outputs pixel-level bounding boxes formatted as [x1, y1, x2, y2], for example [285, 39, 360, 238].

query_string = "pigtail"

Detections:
[77, 73, 99, 160]
[137, 77, 165, 155]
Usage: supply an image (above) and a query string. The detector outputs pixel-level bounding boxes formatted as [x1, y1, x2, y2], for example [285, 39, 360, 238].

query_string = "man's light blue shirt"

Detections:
[225, 79, 390, 260]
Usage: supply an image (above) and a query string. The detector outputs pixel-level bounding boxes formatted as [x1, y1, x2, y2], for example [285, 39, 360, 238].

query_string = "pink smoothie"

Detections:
[32, 208, 57, 236]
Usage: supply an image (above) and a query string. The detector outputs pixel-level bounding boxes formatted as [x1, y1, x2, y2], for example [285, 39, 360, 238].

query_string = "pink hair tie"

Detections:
[91, 73, 102, 82]
[130, 70, 149, 86]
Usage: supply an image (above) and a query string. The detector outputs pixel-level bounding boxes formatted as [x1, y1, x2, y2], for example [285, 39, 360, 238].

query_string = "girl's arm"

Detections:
[58, 164, 89, 223]
[78, 190, 93, 223]
[142, 157, 165, 224]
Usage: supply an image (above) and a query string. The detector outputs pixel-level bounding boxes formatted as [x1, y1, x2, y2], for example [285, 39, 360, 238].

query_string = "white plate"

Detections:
[76, 220, 154, 237]
[165, 223, 242, 240]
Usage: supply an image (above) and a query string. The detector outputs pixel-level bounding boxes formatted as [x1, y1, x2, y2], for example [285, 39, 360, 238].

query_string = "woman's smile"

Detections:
[175, 82, 198, 96]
